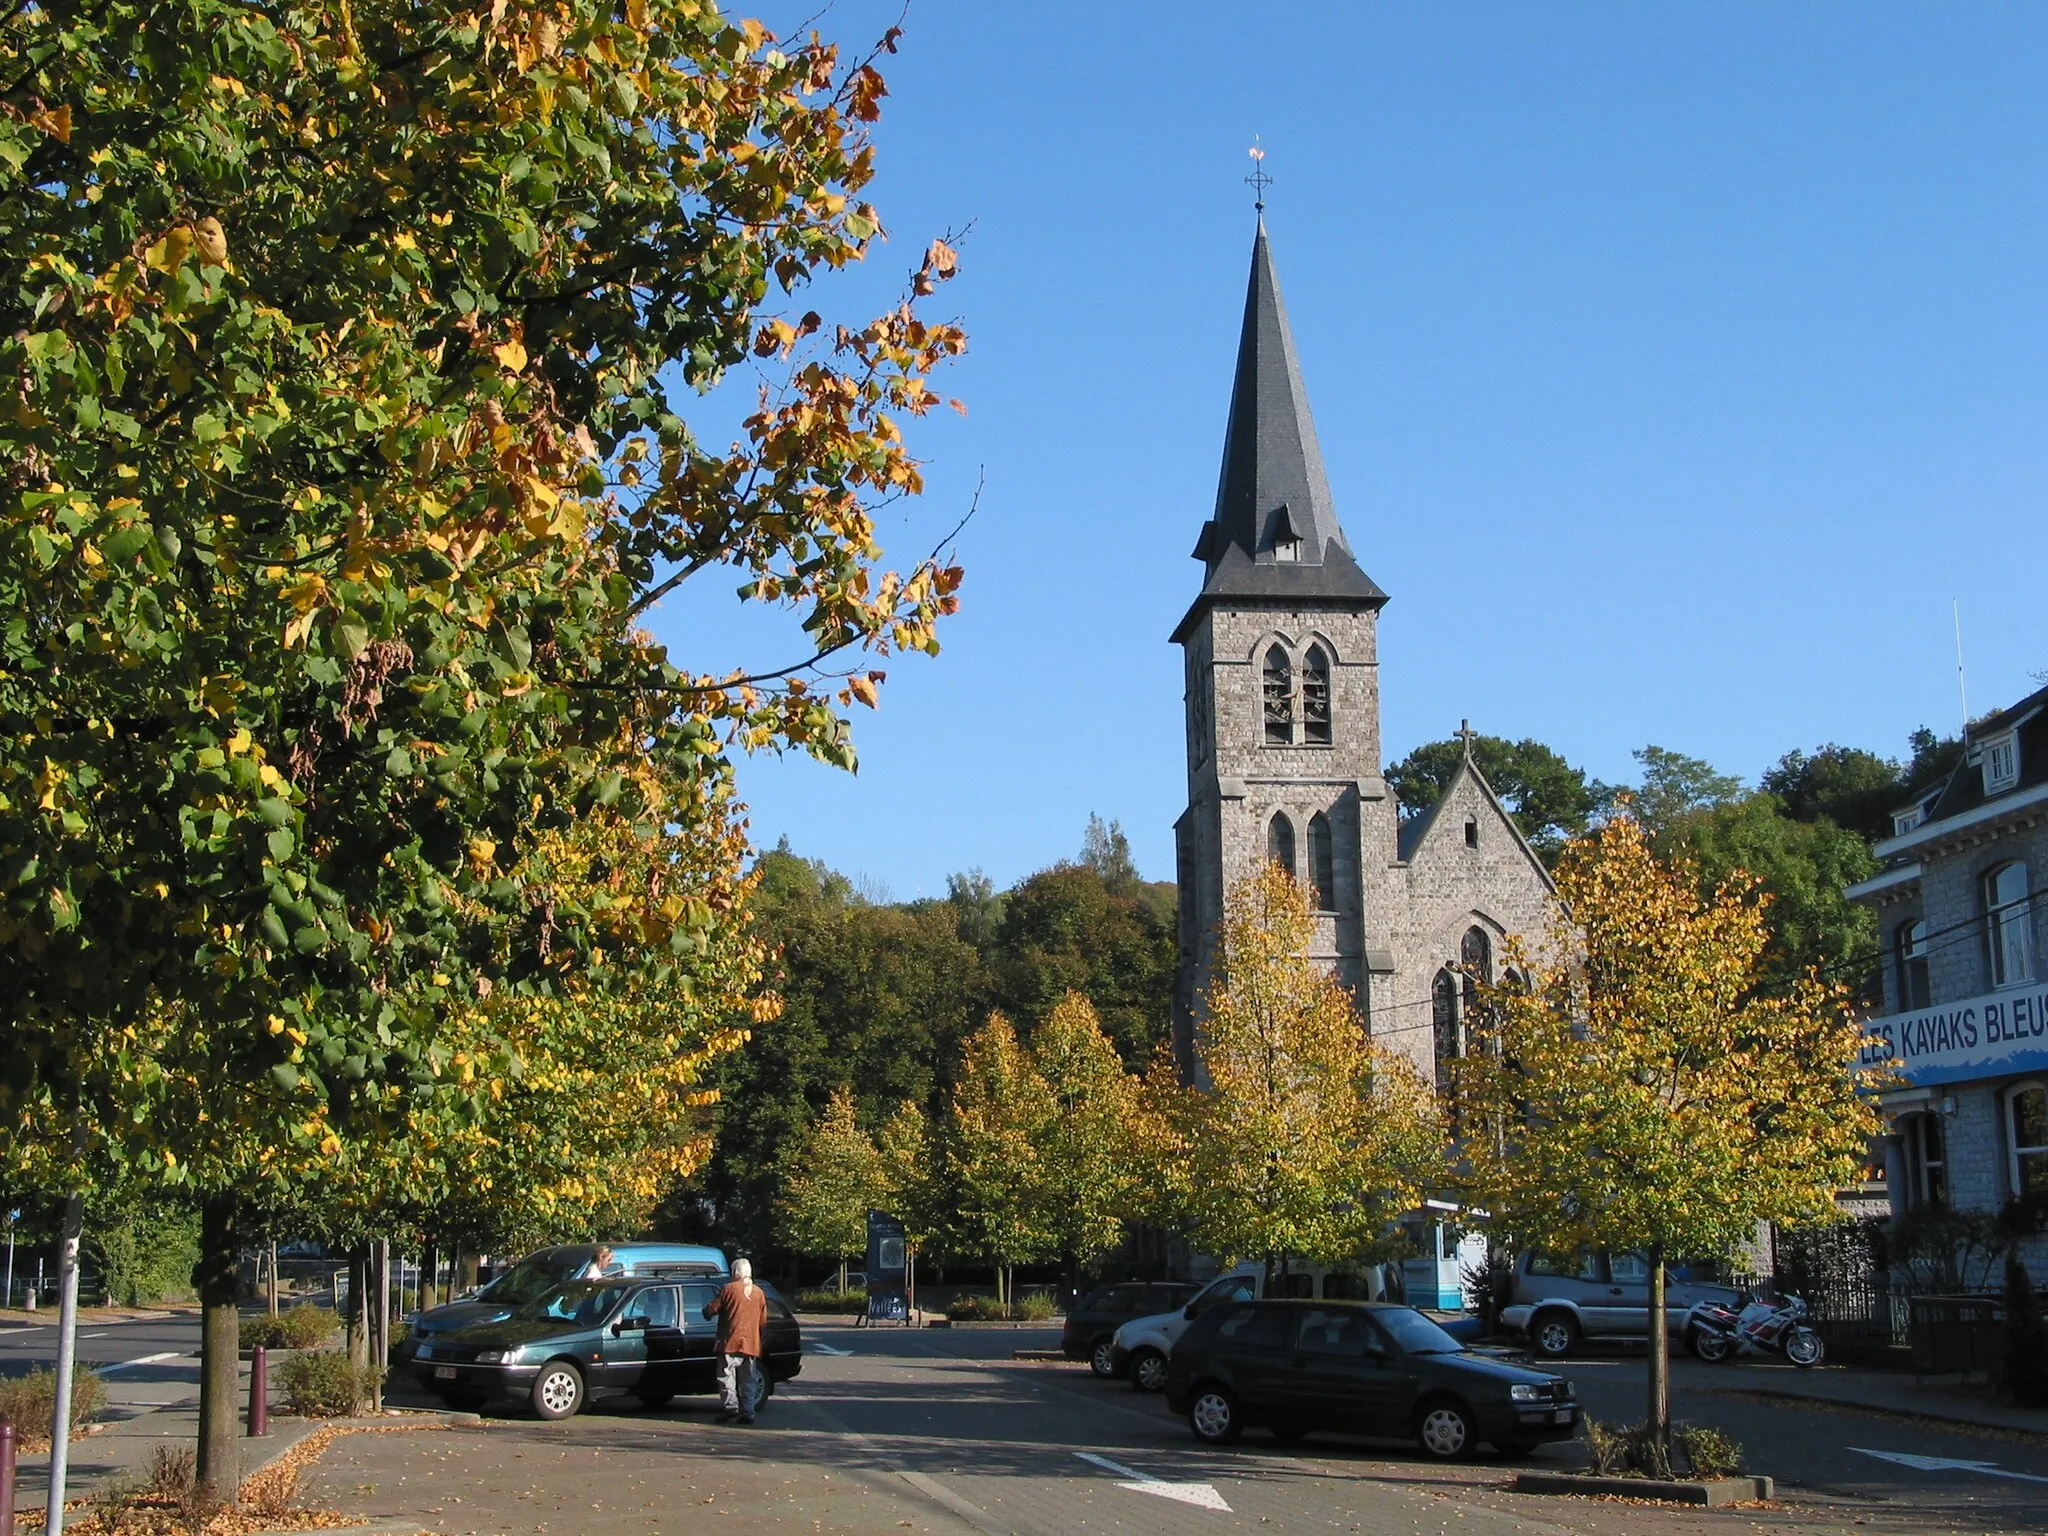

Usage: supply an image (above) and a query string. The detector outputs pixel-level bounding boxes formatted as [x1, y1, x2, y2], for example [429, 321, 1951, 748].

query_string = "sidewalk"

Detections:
[1672, 1354, 2048, 1438]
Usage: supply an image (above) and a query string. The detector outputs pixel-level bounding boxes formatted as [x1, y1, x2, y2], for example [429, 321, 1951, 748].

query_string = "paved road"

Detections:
[0, 1309, 201, 1374]
[301, 1321, 2048, 1535]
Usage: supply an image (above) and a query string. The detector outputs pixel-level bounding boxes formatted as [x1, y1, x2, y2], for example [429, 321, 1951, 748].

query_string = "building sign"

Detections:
[1860, 982, 2048, 1088]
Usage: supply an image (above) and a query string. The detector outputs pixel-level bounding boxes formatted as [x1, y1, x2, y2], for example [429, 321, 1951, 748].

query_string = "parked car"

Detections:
[1109, 1265, 1479, 1392]
[1062, 1282, 1198, 1377]
[397, 1242, 727, 1366]
[1499, 1251, 1742, 1359]
[1165, 1299, 1578, 1459]
[411, 1273, 800, 1418]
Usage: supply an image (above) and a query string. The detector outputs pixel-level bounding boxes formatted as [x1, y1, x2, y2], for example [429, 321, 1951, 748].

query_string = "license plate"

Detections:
[1554, 1408, 1573, 1424]
[434, 1366, 457, 1380]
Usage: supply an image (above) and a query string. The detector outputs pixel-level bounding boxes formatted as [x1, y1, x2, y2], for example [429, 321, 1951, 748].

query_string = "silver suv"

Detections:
[1499, 1252, 1740, 1359]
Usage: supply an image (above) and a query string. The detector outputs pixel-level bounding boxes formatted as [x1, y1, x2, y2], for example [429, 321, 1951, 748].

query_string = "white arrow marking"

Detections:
[806, 1340, 854, 1356]
[1074, 1451, 1232, 1511]
[1851, 1447, 2048, 1484]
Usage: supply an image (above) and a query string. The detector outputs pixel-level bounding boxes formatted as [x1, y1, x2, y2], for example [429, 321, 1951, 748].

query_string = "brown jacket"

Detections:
[703, 1279, 769, 1357]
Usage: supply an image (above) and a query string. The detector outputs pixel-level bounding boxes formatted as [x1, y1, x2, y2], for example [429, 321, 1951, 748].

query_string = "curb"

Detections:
[249, 1523, 425, 1536]
[1513, 1472, 1774, 1506]
[1700, 1384, 2048, 1443]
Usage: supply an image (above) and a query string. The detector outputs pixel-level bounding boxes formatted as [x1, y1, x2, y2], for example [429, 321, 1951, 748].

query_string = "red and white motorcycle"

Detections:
[1685, 1293, 1824, 1367]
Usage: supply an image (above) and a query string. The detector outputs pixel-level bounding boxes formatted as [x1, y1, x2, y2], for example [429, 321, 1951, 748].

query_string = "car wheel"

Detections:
[1690, 1327, 1732, 1363]
[1786, 1327, 1824, 1368]
[1270, 1425, 1310, 1444]
[634, 1390, 674, 1410]
[1415, 1398, 1475, 1460]
[530, 1361, 585, 1421]
[1129, 1348, 1169, 1394]
[1530, 1311, 1579, 1360]
[1188, 1386, 1242, 1445]
[1089, 1337, 1118, 1378]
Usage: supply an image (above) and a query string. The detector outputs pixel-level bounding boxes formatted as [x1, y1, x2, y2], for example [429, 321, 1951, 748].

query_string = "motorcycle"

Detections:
[1685, 1293, 1824, 1368]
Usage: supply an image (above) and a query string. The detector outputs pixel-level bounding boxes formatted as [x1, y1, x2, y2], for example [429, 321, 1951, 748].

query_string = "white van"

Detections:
[1106, 1263, 1396, 1392]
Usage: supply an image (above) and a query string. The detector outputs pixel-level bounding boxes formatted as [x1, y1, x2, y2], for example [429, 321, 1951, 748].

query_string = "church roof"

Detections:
[1173, 221, 1386, 645]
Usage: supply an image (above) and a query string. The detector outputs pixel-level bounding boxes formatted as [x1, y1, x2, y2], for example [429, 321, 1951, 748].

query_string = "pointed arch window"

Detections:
[1432, 969, 1460, 1088]
[1267, 812, 1296, 878]
[1460, 926, 1493, 1031]
[1302, 645, 1332, 746]
[1307, 812, 1335, 911]
[1262, 645, 1294, 745]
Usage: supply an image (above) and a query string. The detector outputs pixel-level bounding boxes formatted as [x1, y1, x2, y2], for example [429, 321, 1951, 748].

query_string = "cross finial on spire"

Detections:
[1458, 719, 1476, 757]
[1246, 138, 1272, 213]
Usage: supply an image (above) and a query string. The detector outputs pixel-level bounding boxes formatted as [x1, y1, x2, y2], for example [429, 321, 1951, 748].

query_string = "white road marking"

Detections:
[98, 1351, 182, 1372]
[0, 1326, 44, 1335]
[1851, 1447, 2048, 1484]
[1074, 1450, 1233, 1511]
[806, 1339, 854, 1356]
[80, 1330, 108, 1337]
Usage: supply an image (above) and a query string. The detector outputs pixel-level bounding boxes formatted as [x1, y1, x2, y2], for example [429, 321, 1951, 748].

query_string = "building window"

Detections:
[1464, 816, 1479, 849]
[1307, 813, 1334, 911]
[1262, 645, 1294, 746]
[1895, 920, 1931, 1011]
[1986, 863, 2034, 988]
[2009, 1085, 2048, 1197]
[1892, 807, 1924, 837]
[1187, 657, 1209, 768]
[1268, 812, 1296, 878]
[1903, 1113, 1946, 1207]
[1985, 732, 2020, 795]
[1432, 969, 1460, 1088]
[1301, 645, 1332, 746]
[1460, 926, 1492, 1030]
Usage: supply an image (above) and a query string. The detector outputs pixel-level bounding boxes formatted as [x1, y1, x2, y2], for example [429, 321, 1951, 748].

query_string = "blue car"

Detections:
[397, 1243, 727, 1367]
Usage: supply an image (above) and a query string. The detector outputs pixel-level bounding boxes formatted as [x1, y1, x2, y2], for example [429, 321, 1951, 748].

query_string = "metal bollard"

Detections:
[1, 1418, 17, 1536]
[248, 1347, 269, 1438]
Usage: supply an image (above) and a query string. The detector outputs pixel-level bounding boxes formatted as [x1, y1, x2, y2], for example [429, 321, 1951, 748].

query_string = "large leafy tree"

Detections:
[1027, 991, 1149, 1289]
[776, 1085, 886, 1277]
[1, 0, 962, 1493]
[986, 864, 1176, 1065]
[942, 1012, 1054, 1305]
[1454, 813, 1878, 1461]
[1760, 744, 1907, 844]
[1386, 734, 1602, 863]
[1163, 864, 1443, 1279]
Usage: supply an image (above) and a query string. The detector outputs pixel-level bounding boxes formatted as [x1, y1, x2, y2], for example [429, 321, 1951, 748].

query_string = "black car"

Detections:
[1062, 1281, 1198, 1376]
[412, 1275, 801, 1419]
[1164, 1299, 1577, 1459]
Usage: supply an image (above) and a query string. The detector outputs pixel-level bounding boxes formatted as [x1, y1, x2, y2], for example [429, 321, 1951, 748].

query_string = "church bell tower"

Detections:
[1171, 220, 1399, 1067]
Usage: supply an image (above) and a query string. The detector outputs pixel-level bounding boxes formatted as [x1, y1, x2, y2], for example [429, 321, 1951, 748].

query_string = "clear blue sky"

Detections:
[652, 1, 2048, 898]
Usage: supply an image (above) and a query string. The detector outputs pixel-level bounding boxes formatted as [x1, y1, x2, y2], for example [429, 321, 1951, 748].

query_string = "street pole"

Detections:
[44, 1189, 83, 1536]
[4, 1212, 15, 1309]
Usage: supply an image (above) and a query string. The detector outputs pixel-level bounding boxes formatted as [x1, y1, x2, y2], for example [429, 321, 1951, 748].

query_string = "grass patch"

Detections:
[1582, 1416, 1745, 1479]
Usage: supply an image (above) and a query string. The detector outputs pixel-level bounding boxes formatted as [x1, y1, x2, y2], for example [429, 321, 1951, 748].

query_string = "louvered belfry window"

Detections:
[1302, 645, 1332, 745]
[1263, 645, 1294, 745]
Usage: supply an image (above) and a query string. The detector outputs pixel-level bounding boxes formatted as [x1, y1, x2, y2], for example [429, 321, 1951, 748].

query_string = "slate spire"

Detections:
[1175, 221, 1384, 642]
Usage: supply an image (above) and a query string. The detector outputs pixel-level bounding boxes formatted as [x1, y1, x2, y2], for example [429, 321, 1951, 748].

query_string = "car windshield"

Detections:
[1376, 1307, 1465, 1355]
[517, 1280, 628, 1326]
[481, 1256, 588, 1307]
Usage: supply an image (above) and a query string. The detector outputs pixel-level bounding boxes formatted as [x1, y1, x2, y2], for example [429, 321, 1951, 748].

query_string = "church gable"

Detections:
[1397, 756, 1555, 896]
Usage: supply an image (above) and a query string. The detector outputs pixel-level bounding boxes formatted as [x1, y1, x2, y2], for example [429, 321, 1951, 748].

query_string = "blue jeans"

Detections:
[717, 1352, 761, 1415]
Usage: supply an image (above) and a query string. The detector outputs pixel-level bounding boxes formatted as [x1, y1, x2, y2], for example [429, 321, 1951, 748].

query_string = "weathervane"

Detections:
[1246, 138, 1272, 212]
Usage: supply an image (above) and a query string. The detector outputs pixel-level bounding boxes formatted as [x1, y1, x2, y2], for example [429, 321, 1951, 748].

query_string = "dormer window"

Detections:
[1892, 807, 1924, 837]
[1268, 505, 1302, 563]
[1985, 732, 2019, 795]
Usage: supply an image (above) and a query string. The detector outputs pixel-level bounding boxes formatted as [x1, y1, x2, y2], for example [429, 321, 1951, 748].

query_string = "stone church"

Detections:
[1171, 222, 1556, 1091]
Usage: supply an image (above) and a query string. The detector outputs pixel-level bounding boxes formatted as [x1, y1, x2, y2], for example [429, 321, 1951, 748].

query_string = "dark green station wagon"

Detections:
[412, 1275, 802, 1419]
[1165, 1299, 1576, 1459]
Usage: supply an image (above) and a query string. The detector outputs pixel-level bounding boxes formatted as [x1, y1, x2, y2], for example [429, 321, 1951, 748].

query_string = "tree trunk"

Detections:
[420, 1240, 438, 1311]
[456, 1249, 479, 1292]
[196, 1195, 240, 1502]
[371, 1239, 390, 1410]
[267, 1240, 280, 1317]
[346, 1249, 370, 1370]
[1646, 1247, 1670, 1470]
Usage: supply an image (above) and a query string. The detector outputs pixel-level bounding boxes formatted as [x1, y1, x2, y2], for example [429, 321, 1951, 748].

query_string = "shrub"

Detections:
[2002, 1253, 2048, 1407]
[0, 1365, 106, 1451]
[243, 1306, 339, 1350]
[1015, 1291, 1058, 1321]
[278, 1349, 382, 1417]
[1675, 1423, 1743, 1478]
[944, 1293, 1058, 1322]
[794, 1288, 869, 1314]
